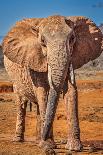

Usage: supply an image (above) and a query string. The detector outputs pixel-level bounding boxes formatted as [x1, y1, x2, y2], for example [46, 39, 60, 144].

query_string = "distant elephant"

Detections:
[2, 15, 103, 153]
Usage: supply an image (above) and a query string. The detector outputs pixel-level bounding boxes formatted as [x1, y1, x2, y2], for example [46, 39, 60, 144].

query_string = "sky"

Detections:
[0, 0, 103, 37]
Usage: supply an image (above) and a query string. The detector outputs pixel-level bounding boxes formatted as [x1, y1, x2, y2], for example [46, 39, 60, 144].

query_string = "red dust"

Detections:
[0, 79, 103, 154]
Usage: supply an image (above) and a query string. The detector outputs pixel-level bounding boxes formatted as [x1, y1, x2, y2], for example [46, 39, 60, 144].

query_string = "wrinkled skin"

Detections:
[2, 15, 103, 153]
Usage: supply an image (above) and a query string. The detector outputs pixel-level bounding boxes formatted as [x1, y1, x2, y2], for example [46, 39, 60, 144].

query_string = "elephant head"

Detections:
[2, 15, 103, 140]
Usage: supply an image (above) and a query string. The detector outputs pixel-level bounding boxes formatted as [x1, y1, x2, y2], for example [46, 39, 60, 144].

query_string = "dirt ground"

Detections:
[0, 75, 103, 154]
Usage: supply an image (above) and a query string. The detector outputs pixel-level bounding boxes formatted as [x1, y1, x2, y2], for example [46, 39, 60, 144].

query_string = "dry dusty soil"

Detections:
[0, 71, 103, 155]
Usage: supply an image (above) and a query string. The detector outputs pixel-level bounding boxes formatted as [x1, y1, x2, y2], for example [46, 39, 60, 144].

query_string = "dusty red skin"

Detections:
[64, 81, 82, 151]
[2, 15, 103, 153]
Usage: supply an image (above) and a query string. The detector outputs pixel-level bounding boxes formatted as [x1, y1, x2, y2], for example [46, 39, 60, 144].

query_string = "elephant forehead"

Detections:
[40, 15, 64, 26]
[47, 23, 71, 35]
[39, 15, 71, 34]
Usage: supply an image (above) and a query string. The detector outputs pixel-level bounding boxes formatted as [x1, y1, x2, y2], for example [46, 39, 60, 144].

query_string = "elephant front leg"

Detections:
[36, 87, 56, 149]
[13, 95, 27, 142]
[64, 64, 83, 151]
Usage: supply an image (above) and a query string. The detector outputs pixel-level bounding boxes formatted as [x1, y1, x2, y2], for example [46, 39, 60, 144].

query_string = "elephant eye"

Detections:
[41, 36, 47, 47]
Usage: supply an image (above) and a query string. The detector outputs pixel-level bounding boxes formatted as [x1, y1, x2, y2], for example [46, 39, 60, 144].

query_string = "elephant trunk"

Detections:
[42, 42, 69, 140]
[42, 87, 58, 140]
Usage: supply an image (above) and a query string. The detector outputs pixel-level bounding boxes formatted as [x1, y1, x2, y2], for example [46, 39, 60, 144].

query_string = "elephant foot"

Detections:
[39, 139, 56, 154]
[42, 148, 56, 155]
[13, 134, 24, 142]
[65, 139, 83, 152]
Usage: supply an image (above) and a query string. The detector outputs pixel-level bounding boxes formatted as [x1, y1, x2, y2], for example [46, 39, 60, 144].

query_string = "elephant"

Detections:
[2, 15, 103, 153]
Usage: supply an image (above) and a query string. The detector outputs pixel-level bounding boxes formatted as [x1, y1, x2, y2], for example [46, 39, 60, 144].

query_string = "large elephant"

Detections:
[2, 15, 103, 153]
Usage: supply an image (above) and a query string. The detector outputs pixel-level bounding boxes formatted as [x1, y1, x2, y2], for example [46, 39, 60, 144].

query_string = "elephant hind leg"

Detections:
[36, 103, 41, 141]
[13, 94, 27, 142]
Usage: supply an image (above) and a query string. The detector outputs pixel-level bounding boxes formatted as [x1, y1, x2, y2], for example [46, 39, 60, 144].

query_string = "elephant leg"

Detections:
[28, 101, 32, 112]
[36, 103, 41, 141]
[64, 64, 83, 151]
[36, 87, 56, 148]
[13, 95, 27, 142]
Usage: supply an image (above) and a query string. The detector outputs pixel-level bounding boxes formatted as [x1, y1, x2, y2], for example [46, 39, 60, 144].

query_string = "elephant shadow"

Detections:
[54, 139, 103, 154]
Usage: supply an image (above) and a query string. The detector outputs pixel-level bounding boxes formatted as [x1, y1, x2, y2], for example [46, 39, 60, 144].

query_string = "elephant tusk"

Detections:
[48, 65, 53, 89]
[69, 63, 75, 85]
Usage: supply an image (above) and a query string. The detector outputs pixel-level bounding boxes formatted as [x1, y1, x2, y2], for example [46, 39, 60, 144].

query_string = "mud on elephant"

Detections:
[2, 15, 103, 153]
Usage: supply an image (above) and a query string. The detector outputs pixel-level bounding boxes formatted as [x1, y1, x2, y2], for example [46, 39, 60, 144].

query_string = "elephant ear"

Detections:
[2, 18, 47, 72]
[66, 16, 103, 69]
